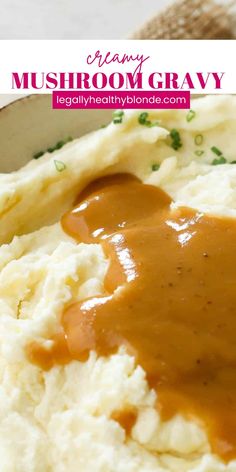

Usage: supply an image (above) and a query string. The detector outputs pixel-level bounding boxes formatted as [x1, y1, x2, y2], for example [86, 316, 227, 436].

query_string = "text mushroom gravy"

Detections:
[27, 173, 236, 462]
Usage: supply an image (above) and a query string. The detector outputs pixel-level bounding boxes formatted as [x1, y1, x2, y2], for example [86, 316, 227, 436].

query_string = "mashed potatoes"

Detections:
[1, 95, 236, 471]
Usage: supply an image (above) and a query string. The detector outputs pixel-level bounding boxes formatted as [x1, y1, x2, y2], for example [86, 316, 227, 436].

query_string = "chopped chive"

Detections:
[186, 109, 196, 122]
[195, 150, 204, 157]
[138, 112, 149, 125]
[170, 129, 182, 151]
[194, 134, 203, 146]
[152, 163, 160, 171]
[148, 121, 160, 128]
[100, 124, 108, 129]
[113, 110, 124, 117]
[54, 160, 66, 172]
[33, 150, 44, 159]
[112, 110, 124, 124]
[55, 140, 64, 150]
[211, 146, 222, 157]
[231, 160, 236, 164]
[33, 137, 73, 160]
[212, 156, 227, 165]
[48, 137, 72, 154]
[138, 112, 159, 128]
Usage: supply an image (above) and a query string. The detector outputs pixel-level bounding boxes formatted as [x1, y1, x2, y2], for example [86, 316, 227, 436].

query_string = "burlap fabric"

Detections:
[132, 0, 236, 39]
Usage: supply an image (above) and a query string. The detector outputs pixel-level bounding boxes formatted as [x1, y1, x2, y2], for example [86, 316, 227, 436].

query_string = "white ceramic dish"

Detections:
[0, 94, 112, 173]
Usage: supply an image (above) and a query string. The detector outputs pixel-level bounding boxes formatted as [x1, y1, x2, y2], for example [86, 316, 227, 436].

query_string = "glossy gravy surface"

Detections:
[30, 174, 236, 461]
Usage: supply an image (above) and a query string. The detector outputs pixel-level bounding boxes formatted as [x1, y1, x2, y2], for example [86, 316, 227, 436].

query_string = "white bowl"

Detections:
[0, 94, 112, 173]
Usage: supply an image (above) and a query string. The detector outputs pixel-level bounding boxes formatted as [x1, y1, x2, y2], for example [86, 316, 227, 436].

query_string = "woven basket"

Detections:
[132, 0, 236, 39]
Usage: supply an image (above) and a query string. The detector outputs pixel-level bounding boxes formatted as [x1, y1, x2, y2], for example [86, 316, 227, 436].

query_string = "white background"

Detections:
[0, 0, 232, 40]
[0, 0, 171, 40]
[0, 0, 231, 40]
[0, 40, 232, 92]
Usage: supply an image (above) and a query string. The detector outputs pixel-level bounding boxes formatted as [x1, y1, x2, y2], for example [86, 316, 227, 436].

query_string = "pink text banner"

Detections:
[52, 90, 190, 109]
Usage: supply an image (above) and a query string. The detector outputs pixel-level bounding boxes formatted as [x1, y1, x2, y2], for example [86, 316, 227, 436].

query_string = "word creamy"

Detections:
[86, 51, 150, 74]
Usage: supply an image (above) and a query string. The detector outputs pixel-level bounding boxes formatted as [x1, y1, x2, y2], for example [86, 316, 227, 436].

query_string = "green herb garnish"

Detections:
[33, 150, 45, 160]
[33, 137, 72, 159]
[231, 160, 236, 164]
[152, 163, 160, 171]
[170, 129, 182, 151]
[48, 136, 72, 153]
[55, 140, 65, 150]
[112, 110, 124, 124]
[211, 146, 223, 157]
[138, 112, 148, 125]
[212, 156, 227, 165]
[194, 134, 203, 146]
[195, 150, 204, 157]
[186, 109, 196, 122]
[54, 160, 66, 172]
[138, 112, 159, 128]
[100, 124, 108, 129]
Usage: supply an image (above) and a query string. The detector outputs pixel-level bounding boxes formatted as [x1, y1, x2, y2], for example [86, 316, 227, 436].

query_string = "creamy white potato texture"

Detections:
[1, 95, 236, 472]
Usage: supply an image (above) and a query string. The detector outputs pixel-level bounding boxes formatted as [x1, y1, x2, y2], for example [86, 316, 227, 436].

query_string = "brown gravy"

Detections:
[111, 409, 137, 437]
[29, 174, 236, 461]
